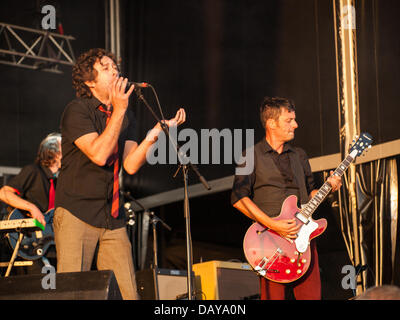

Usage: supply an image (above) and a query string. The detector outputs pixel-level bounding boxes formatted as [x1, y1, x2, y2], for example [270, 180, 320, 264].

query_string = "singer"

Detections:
[54, 48, 185, 299]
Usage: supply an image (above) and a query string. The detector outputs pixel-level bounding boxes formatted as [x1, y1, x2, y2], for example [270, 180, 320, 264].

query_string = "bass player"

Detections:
[0, 132, 61, 273]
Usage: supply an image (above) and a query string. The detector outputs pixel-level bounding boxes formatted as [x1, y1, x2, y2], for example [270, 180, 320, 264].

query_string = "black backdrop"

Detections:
[0, 0, 399, 299]
[122, 0, 341, 197]
[1, 0, 399, 193]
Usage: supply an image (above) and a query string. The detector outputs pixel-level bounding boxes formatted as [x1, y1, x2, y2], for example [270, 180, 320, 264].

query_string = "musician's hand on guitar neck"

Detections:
[27, 206, 46, 227]
[327, 170, 342, 193]
[270, 218, 300, 239]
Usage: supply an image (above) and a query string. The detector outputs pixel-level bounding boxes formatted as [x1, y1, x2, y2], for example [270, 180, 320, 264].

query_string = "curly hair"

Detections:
[259, 97, 296, 129]
[35, 133, 61, 168]
[72, 48, 118, 98]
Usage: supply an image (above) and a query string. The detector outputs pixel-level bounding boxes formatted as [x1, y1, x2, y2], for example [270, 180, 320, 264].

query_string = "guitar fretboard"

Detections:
[301, 153, 355, 219]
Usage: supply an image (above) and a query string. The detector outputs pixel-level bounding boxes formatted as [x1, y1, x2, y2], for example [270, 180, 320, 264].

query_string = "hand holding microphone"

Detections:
[110, 77, 134, 113]
[127, 81, 150, 89]
[118, 72, 149, 91]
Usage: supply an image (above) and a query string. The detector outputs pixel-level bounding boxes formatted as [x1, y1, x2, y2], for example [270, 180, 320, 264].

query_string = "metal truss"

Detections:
[0, 22, 75, 74]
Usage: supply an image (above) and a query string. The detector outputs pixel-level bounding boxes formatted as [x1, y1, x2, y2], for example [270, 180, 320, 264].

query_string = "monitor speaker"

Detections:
[0, 270, 122, 300]
[193, 260, 260, 300]
[136, 268, 191, 300]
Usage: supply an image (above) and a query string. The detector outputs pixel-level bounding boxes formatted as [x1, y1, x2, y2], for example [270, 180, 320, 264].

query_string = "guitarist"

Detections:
[231, 97, 342, 300]
[0, 132, 61, 272]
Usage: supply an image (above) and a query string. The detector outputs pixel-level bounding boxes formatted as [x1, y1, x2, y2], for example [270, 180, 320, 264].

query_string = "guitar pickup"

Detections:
[295, 212, 309, 224]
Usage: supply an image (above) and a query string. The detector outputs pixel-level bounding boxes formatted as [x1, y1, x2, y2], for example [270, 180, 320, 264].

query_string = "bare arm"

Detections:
[75, 110, 126, 166]
[75, 77, 134, 166]
[123, 108, 186, 175]
[122, 140, 150, 175]
[0, 186, 46, 226]
[233, 196, 300, 239]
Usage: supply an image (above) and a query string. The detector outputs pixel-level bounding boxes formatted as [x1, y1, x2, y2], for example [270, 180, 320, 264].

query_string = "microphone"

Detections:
[127, 81, 150, 88]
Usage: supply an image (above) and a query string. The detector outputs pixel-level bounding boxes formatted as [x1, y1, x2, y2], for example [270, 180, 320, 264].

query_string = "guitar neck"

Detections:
[301, 153, 355, 219]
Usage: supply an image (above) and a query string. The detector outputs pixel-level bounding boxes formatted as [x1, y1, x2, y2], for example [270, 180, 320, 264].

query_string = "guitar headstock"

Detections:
[349, 132, 373, 157]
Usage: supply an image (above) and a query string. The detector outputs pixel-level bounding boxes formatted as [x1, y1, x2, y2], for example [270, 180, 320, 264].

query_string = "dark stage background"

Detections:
[0, 0, 399, 299]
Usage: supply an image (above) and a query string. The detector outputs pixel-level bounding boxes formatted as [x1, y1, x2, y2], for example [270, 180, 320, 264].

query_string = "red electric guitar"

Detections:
[243, 133, 372, 283]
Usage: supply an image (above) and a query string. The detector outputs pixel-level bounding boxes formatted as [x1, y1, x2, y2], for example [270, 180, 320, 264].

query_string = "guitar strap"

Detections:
[288, 149, 309, 205]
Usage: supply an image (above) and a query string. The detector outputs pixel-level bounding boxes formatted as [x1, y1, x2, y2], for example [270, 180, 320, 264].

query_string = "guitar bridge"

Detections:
[254, 248, 282, 276]
[254, 257, 269, 275]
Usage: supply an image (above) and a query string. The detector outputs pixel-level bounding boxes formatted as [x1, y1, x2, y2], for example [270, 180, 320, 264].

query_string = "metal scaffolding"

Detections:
[108, 0, 121, 63]
[333, 0, 362, 295]
[333, 0, 399, 295]
[0, 22, 75, 74]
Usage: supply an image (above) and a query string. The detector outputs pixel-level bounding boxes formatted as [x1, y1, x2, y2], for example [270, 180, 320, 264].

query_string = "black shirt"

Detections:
[55, 96, 137, 229]
[231, 139, 315, 217]
[7, 163, 55, 213]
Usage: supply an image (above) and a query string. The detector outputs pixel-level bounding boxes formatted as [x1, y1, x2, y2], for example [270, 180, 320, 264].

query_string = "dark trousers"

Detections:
[260, 241, 321, 300]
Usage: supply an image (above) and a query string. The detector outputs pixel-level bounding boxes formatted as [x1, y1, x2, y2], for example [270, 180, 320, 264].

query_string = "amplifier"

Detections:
[193, 260, 260, 300]
[136, 268, 192, 300]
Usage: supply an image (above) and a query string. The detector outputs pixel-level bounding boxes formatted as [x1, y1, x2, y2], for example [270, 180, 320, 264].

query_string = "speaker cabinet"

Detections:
[193, 260, 260, 300]
[0, 270, 122, 300]
[136, 268, 191, 300]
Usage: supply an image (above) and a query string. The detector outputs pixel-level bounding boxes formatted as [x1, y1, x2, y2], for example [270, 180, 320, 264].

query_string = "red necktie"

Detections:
[99, 106, 120, 218]
[48, 178, 55, 210]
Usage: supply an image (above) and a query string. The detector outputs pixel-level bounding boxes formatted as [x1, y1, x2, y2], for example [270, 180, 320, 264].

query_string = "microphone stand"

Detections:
[135, 87, 211, 300]
[123, 190, 145, 271]
[148, 210, 171, 300]
[124, 190, 172, 300]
